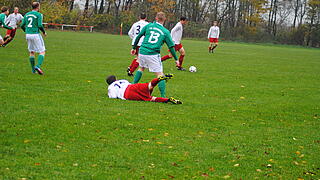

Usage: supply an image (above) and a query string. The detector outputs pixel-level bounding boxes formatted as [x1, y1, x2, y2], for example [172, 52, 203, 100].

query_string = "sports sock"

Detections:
[132, 70, 143, 84]
[178, 55, 185, 67]
[29, 56, 35, 73]
[150, 78, 160, 87]
[212, 45, 218, 50]
[161, 55, 171, 61]
[130, 58, 139, 73]
[158, 80, 166, 97]
[36, 54, 45, 68]
[154, 97, 169, 103]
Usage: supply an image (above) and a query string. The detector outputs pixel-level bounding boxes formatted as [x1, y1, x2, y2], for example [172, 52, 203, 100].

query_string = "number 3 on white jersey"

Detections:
[27, 17, 33, 28]
[148, 31, 160, 43]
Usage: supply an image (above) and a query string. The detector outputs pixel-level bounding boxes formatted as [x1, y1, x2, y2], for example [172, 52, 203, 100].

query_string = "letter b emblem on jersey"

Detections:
[148, 31, 160, 43]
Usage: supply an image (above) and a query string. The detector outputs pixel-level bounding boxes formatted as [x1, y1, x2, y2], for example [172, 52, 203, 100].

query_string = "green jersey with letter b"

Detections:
[21, 11, 45, 34]
[134, 21, 175, 55]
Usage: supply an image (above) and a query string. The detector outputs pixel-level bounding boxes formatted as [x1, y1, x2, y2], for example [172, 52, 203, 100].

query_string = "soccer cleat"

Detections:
[168, 97, 182, 104]
[158, 73, 174, 81]
[127, 67, 134, 76]
[35, 67, 44, 75]
[177, 67, 186, 71]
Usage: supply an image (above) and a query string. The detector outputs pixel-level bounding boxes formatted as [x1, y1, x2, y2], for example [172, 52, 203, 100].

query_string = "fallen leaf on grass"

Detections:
[266, 164, 272, 168]
[295, 151, 301, 155]
[234, 164, 240, 167]
[73, 163, 78, 167]
[142, 140, 149, 142]
[23, 139, 31, 143]
[34, 163, 41, 166]
[168, 146, 173, 149]
[240, 96, 245, 100]
[91, 164, 97, 167]
[148, 128, 154, 131]
[201, 173, 209, 177]
[223, 175, 231, 179]
[156, 142, 164, 144]
[256, 169, 262, 172]
[87, 80, 91, 83]
[172, 162, 178, 166]
[168, 175, 174, 179]
[209, 167, 215, 171]
[164, 133, 169, 136]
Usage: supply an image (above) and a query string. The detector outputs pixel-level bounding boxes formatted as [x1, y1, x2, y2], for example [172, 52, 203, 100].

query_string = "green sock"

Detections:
[158, 80, 166, 97]
[132, 70, 143, 84]
[29, 56, 35, 73]
[36, 54, 45, 68]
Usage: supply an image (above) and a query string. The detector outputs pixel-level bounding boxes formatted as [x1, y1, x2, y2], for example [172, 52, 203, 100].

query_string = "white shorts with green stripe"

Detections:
[138, 54, 163, 73]
[26, 34, 46, 53]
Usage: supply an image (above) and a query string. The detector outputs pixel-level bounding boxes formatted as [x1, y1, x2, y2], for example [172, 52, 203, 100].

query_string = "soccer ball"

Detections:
[189, 66, 197, 72]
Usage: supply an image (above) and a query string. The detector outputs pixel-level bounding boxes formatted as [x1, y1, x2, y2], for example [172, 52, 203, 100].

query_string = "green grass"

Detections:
[1, 29, 320, 179]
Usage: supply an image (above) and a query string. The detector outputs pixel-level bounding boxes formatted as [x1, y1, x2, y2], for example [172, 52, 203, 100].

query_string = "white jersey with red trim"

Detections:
[171, 22, 183, 44]
[208, 26, 220, 39]
[128, 20, 148, 46]
[6, 13, 23, 28]
[108, 80, 130, 100]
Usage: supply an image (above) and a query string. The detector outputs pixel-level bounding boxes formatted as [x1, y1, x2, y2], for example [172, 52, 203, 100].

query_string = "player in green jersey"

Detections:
[131, 12, 178, 97]
[20, 2, 47, 75]
[0, 6, 14, 46]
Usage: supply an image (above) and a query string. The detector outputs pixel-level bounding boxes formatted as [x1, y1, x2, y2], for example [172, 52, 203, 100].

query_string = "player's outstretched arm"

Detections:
[38, 14, 46, 35]
[20, 18, 26, 32]
[0, 16, 12, 30]
[165, 34, 178, 60]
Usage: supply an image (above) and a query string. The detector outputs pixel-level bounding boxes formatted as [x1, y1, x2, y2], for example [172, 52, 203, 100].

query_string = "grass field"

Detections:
[1, 29, 320, 179]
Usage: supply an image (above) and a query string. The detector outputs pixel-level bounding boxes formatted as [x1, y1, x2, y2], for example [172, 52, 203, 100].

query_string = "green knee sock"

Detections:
[158, 80, 166, 97]
[29, 56, 35, 73]
[132, 70, 143, 84]
[36, 54, 45, 68]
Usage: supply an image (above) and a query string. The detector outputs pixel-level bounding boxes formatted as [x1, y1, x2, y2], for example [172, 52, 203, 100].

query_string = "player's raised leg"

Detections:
[176, 47, 186, 71]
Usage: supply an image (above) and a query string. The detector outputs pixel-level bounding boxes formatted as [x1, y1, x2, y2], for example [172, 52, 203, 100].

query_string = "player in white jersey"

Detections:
[2, 7, 23, 47]
[126, 13, 148, 76]
[161, 17, 188, 71]
[106, 74, 182, 104]
[208, 21, 220, 53]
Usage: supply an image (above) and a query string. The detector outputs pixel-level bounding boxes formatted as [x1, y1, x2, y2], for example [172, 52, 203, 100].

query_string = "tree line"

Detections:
[0, 0, 319, 47]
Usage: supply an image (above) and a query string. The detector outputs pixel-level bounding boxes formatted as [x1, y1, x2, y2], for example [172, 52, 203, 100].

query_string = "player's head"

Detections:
[14, 7, 19, 14]
[213, 21, 218, 26]
[180, 16, 187, 25]
[1, 6, 9, 15]
[156, 12, 166, 24]
[106, 75, 117, 85]
[140, 13, 146, 20]
[32, 2, 40, 11]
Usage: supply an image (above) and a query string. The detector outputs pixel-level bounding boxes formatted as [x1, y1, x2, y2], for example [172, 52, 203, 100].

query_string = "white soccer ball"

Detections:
[189, 66, 197, 72]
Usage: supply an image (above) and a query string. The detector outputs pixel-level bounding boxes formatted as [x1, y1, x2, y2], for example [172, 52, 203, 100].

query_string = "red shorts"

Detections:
[168, 43, 183, 52]
[135, 46, 140, 55]
[209, 38, 218, 43]
[6, 29, 17, 38]
[124, 83, 152, 101]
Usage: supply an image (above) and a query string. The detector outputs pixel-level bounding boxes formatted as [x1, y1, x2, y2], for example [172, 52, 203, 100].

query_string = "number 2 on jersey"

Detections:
[27, 17, 33, 28]
[148, 31, 160, 43]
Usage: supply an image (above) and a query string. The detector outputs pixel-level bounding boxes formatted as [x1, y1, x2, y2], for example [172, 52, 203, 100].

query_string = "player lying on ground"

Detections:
[20, 2, 47, 75]
[208, 21, 220, 53]
[127, 13, 148, 76]
[161, 17, 188, 71]
[131, 12, 178, 98]
[0, 6, 14, 46]
[107, 74, 182, 104]
[2, 7, 23, 47]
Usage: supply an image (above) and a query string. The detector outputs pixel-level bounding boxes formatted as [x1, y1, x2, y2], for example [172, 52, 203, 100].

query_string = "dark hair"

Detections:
[1, 6, 8, 13]
[180, 16, 187, 21]
[140, 13, 146, 19]
[106, 75, 116, 85]
[32, 2, 40, 9]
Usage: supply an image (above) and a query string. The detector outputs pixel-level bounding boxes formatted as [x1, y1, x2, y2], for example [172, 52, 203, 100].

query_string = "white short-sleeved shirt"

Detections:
[171, 22, 183, 44]
[128, 20, 148, 46]
[208, 26, 220, 39]
[6, 13, 23, 28]
[108, 80, 130, 100]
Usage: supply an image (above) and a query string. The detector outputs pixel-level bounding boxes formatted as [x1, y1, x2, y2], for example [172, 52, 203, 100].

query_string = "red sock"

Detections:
[178, 55, 185, 67]
[161, 55, 171, 61]
[129, 58, 139, 73]
[153, 97, 169, 103]
[150, 78, 160, 87]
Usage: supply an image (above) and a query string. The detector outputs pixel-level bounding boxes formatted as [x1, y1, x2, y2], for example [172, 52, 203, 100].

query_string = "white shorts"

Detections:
[26, 34, 46, 53]
[138, 54, 163, 73]
[0, 35, 3, 41]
